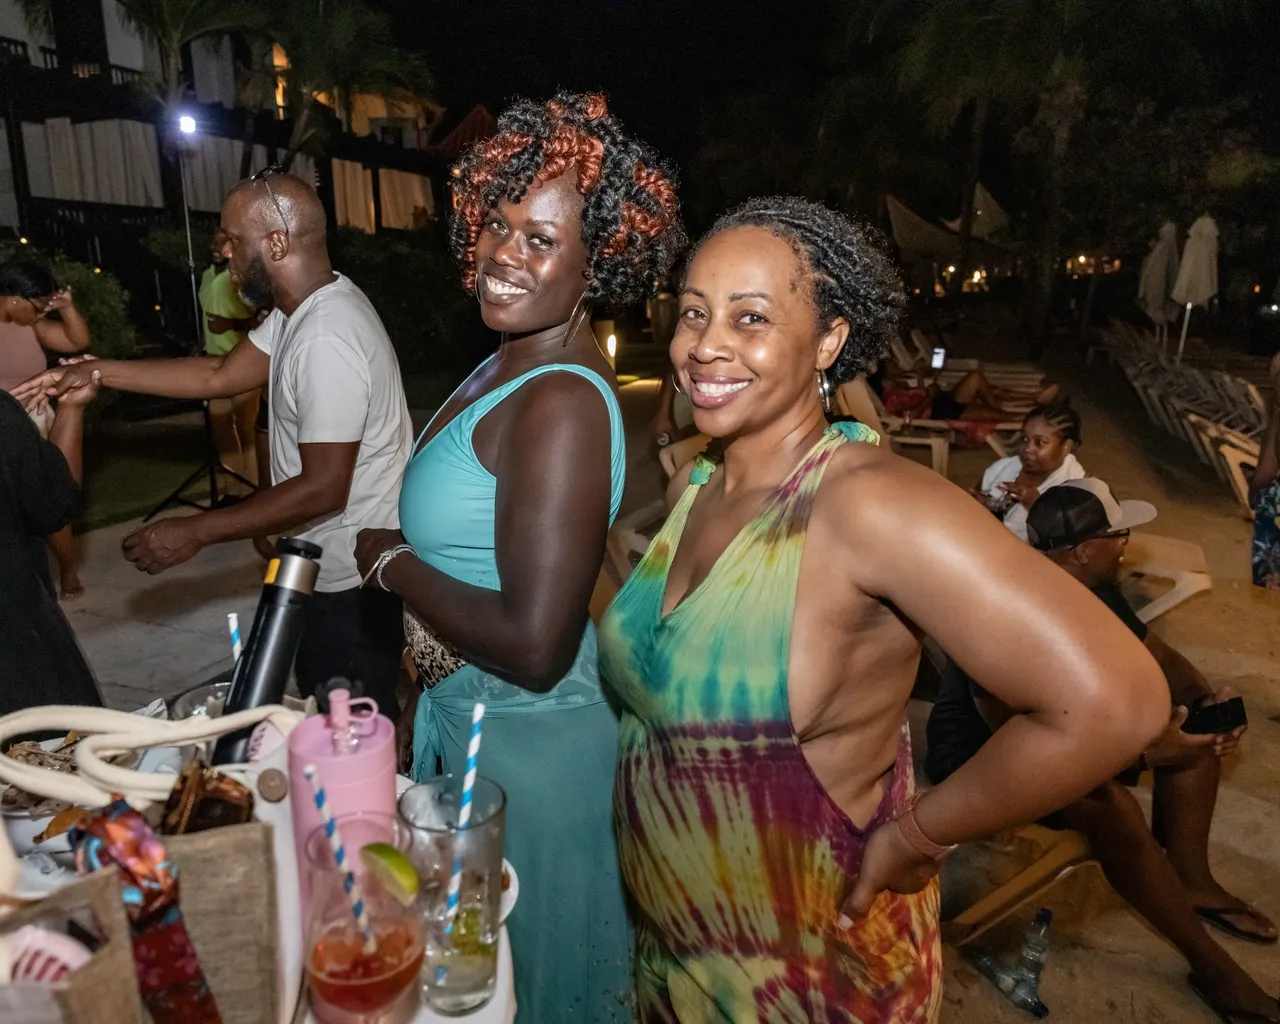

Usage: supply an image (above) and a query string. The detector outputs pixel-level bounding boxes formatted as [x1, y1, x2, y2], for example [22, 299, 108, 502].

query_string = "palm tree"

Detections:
[233, 34, 279, 178]
[897, 3, 1035, 298]
[271, 0, 434, 171]
[898, 0, 1242, 349]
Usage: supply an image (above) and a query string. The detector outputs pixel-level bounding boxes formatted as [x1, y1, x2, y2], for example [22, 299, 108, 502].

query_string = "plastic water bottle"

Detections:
[1011, 908, 1053, 990]
[965, 907, 1052, 1019]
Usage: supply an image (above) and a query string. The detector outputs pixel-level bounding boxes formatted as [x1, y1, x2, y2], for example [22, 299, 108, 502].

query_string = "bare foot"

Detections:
[59, 574, 85, 601]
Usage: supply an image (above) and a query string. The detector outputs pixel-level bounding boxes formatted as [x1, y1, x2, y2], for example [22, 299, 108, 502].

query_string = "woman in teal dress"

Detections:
[355, 92, 685, 1022]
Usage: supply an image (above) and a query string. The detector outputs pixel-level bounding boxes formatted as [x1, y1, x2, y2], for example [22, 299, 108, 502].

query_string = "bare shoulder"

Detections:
[499, 365, 614, 454]
[817, 437, 970, 519]
[813, 439, 1017, 576]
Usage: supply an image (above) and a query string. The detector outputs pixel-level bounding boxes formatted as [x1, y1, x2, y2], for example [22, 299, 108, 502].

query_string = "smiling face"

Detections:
[210, 227, 230, 266]
[1019, 416, 1076, 476]
[472, 171, 591, 335]
[672, 226, 847, 439]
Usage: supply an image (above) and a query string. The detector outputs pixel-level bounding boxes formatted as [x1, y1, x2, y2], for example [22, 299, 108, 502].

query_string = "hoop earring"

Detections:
[473, 273, 482, 305]
[671, 374, 686, 397]
[816, 370, 833, 415]
[562, 289, 590, 347]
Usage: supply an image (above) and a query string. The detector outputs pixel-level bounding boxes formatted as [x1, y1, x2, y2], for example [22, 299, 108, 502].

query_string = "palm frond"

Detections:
[11, 0, 53, 39]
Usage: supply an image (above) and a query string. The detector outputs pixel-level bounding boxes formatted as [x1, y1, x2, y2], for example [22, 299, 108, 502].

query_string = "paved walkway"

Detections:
[65, 517, 262, 710]
[62, 363, 1280, 1022]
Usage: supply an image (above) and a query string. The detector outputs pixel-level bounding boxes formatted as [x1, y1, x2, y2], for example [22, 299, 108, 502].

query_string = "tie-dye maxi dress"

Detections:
[600, 422, 941, 1024]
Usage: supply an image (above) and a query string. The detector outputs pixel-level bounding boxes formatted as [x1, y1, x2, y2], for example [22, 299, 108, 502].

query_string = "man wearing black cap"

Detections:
[927, 480, 1278, 1021]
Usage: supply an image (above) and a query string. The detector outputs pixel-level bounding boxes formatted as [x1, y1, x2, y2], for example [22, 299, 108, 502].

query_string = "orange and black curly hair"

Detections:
[449, 91, 686, 307]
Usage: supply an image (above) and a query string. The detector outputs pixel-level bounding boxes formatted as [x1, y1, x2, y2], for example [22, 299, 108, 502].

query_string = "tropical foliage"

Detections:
[687, 0, 1279, 348]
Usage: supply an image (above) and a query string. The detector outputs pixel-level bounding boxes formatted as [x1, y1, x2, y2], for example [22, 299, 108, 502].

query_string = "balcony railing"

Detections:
[37, 45, 147, 87]
[1, 35, 30, 62]
[111, 64, 147, 87]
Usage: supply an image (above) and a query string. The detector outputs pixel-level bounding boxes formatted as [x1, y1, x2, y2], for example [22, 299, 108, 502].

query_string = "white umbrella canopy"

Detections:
[1137, 221, 1181, 326]
[1171, 214, 1220, 362]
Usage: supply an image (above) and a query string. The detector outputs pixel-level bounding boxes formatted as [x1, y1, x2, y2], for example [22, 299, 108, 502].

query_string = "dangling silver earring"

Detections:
[562, 289, 590, 347]
[671, 374, 686, 397]
[816, 370, 833, 415]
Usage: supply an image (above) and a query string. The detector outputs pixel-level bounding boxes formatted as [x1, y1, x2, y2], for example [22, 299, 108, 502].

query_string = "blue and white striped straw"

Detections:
[303, 763, 377, 955]
[227, 613, 242, 661]
[444, 702, 485, 938]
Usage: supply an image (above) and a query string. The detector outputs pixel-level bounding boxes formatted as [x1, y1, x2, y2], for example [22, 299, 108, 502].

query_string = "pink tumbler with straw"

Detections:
[288, 689, 397, 915]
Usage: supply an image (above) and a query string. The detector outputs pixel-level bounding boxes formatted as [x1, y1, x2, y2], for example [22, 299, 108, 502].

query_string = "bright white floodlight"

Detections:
[179, 115, 197, 134]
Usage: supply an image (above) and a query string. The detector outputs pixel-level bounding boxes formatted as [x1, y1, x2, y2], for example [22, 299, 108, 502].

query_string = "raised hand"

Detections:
[44, 287, 74, 312]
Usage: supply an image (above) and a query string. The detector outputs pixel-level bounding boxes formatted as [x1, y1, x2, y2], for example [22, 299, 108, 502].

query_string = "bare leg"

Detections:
[1153, 752, 1277, 942]
[48, 525, 83, 600]
[1059, 781, 1276, 1016]
[950, 370, 987, 406]
[230, 388, 261, 486]
[208, 397, 239, 466]
[954, 370, 1058, 420]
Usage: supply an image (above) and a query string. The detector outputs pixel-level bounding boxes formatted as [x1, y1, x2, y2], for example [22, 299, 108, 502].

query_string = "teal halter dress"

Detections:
[398, 361, 634, 1022]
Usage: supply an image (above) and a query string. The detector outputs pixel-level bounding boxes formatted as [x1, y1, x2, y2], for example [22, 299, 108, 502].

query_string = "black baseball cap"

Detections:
[1026, 479, 1157, 551]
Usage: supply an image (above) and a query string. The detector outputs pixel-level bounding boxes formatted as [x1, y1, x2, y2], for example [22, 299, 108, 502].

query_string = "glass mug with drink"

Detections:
[399, 775, 506, 1015]
[305, 812, 425, 1024]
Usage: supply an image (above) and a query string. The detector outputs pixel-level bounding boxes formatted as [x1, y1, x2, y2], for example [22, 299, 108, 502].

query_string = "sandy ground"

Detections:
[64, 321, 1279, 1022]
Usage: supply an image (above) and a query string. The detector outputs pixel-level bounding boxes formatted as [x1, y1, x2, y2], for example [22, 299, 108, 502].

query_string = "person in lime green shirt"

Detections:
[200, 226, 261, 490]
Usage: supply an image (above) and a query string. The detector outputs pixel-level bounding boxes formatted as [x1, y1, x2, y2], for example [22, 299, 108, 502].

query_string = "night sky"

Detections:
[379, 0, 823, 168]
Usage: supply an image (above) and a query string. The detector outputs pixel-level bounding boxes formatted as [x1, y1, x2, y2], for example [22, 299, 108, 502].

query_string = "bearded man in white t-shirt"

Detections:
[13, 173, 413, 720]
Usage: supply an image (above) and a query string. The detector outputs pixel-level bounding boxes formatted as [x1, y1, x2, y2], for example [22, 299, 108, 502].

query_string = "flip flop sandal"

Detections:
[1196, 906, 1279, 945]
[1188, 974, 1280, 1024]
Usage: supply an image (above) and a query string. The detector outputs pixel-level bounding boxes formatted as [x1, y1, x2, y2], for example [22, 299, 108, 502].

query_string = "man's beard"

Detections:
[238, 253, 273, 309]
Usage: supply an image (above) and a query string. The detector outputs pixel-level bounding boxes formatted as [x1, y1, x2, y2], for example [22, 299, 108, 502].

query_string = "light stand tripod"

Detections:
[144, 122, 257, 523]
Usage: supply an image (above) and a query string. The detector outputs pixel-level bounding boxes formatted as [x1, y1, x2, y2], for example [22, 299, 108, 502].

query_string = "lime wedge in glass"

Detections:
[360, 843, 419, 907]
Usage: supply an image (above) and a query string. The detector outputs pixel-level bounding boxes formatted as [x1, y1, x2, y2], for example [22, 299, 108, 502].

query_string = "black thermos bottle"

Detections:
[211, 538, 322, 765]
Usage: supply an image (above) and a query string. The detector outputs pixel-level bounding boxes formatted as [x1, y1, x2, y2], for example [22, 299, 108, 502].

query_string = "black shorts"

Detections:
[925, 662, 1143, 831]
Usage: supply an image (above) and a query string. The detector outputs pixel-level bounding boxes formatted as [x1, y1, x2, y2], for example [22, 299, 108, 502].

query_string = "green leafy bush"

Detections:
[145, 223, 213, 277]
[330, 223, 494, 378]
[0, 240, 138, 361]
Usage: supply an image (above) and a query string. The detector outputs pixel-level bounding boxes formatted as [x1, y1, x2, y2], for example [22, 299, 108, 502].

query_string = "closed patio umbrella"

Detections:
[1171, 214, 1219, 363]
[1137, 221, 1181, 350]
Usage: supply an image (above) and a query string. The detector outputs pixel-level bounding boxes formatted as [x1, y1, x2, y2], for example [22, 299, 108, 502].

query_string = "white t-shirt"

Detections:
[980, 452, 1086, 542]
[250, 274, 412, 592]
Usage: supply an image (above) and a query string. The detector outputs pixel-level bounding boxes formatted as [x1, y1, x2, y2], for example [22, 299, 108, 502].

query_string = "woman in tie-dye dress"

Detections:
[599, 197, 1169, 1023]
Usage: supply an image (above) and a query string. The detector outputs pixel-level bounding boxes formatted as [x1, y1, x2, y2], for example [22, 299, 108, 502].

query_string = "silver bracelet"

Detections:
[362, 544, 414, 589]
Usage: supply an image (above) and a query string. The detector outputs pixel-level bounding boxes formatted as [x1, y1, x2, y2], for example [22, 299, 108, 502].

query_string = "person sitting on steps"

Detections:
[927, 478, 1278, 1024]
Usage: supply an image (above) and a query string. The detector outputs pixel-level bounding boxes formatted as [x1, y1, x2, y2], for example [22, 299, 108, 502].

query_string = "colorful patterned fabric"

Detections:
[600, 421, 942, 1024]
[73, 800, 222, 1024]
[1251, 477, 1280, 589]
